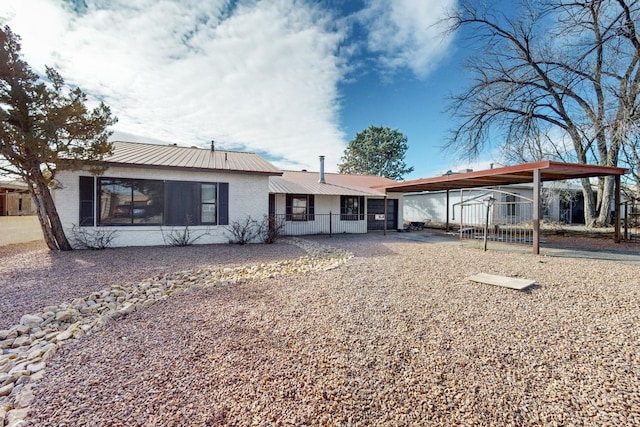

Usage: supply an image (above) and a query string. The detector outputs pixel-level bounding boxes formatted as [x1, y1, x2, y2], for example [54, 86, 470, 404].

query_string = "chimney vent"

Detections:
[211, 140, 215, 152]
[318, 156, 326, 184]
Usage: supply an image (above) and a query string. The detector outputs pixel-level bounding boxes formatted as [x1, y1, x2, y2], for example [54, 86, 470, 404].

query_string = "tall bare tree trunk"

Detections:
[596, 175, 615, 226]
[26, 182, 58, 250]
[37, 179, 72, 250]
[581, 178, 597, 227]
[25, 171, 73, 251]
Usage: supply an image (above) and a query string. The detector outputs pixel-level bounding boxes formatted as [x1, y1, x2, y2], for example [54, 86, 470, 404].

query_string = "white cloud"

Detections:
[0, 0, 348, 172]
[359, 0, 457, 78]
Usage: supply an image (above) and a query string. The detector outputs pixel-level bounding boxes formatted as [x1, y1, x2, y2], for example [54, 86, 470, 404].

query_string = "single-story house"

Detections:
[54, 142, 404, 248]
[269, 156, 404, 235]
[54, 141, 282, 248]
[0, 180, 37, 216]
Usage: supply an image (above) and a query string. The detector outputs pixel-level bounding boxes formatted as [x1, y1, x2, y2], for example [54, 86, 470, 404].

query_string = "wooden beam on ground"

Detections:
[467, 273, 536, 290]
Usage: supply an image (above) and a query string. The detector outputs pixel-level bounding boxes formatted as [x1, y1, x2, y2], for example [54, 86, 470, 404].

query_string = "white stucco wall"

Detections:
[404, 189, 493, 226]
[55, 167, 271, 248]
[271, 193, 403, 235]
[0, 216, 43, 246]
[403, 185, 587, 227]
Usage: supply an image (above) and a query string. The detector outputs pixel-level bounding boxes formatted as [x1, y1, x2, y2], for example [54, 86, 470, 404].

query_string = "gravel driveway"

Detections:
[3, 235, 640, 425]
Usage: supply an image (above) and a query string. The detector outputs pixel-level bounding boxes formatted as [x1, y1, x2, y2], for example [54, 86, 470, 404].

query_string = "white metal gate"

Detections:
[455, 190, 534, 245]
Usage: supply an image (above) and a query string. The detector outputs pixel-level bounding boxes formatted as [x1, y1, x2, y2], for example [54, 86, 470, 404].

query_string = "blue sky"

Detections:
[0, 0, 498, 180]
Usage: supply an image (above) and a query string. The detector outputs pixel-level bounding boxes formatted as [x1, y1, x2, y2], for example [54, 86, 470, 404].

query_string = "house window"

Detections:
[84, 177, 228, 227]
[341, 196, 364, 220]
[292, 196, 307, 220]
[201, 184, 217, 224]
[286, 194, 314, 221]
[504, 194, 517, 217]
[98, 178, 164, 225]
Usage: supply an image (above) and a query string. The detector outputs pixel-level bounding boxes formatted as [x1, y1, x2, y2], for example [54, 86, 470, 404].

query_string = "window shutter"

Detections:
[359, 196, 365, 220]
[340, 195, 346, 215]
[285, 194, 292, 220]
[218, 182, 229, 225]
[268, 193, 275, 216]
[165, 181, 199, 225]
[308, 195, 315, 221]
[79, 176, 95, 226]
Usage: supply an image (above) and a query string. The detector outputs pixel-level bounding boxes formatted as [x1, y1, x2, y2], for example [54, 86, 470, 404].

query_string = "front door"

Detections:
[367, 199, 398, 231]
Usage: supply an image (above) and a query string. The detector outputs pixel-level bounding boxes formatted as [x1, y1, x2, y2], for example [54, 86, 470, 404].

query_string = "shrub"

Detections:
[225, 216, 262, 245]
[261, 214, 285, 244]
[160, 216, 206, 246]
[70, 225, 118, 250]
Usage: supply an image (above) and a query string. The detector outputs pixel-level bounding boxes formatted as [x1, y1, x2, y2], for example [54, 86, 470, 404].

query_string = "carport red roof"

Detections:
[384, 161, 627, 193]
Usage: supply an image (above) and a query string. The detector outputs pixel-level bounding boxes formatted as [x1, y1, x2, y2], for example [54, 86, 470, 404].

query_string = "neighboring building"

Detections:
[54, 141, 282, 248]
[404, 181, 588, 227]
[0, 180, 41, 246]
[0, 180, 37, 216]
[269, 157, 404, 235]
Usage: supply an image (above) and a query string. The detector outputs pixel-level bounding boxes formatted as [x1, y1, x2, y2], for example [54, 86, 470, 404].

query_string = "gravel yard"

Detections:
[0, 241, 305, 331]
[3, 234, 640, 425]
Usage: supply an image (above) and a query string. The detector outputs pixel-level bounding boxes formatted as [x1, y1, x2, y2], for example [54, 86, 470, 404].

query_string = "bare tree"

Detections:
[621, 133, 640, 200]
[446, 0, 640, 226]
[0, 26, 116, 250]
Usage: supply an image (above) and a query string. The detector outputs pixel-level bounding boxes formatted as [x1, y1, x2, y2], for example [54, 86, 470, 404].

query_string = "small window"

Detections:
[341, 196, 359, 220]
[292, 196, 308, 221]
[201, 184, 217, 224]
[286, 194, 314, 221]
[504, 194, 517, 216]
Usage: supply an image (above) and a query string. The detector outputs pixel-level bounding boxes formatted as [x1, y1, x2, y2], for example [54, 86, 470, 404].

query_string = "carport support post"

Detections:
[533, 168, 541, 255]
[383, 195, 387, 235]
[615, 174, 621, 243]
[445, 190, 450, 230]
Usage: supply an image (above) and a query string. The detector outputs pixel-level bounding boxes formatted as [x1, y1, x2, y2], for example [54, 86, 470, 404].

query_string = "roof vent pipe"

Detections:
[319, 155, 326, 184]
[211, 140, 215, 152]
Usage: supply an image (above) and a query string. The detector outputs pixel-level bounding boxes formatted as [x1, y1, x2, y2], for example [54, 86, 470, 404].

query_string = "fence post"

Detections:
[624, 202, 628, 241]
[483, 197, 495, 252]
[329, 210, 332, 237]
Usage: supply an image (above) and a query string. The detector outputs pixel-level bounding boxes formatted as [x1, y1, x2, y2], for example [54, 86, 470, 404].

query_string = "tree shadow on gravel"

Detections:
[0, 242, 305, 330]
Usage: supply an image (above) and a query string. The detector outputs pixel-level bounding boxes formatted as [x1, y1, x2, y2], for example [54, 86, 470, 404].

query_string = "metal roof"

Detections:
[384, 161, 627, 193]
[269, 170, 397, 196]
[0, 180, 29, 191]
[103, 141, 282, 175]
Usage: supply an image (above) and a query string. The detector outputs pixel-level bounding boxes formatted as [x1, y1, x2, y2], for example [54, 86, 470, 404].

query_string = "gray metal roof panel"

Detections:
[269, 171, 394, 196]
[104, 141, 282, 175]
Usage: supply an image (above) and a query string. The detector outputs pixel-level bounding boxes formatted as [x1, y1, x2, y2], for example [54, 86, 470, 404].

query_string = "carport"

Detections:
[384, 161, 627, 254]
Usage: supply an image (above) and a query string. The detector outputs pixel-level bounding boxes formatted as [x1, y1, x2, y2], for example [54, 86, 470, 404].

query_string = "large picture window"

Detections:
[81, 177, 228, 227]
[99, 178, 164, 225]
[285, 194, 314, 221]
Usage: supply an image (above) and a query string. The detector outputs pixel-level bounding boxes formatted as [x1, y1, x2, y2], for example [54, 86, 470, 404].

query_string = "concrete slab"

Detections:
[467, 273, 535, 290]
